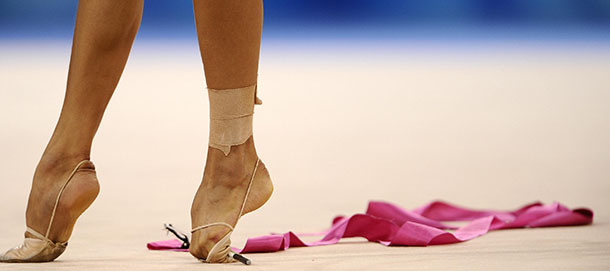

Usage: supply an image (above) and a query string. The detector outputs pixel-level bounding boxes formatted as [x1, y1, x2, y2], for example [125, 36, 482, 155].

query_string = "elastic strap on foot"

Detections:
[44, 160, 90, 240]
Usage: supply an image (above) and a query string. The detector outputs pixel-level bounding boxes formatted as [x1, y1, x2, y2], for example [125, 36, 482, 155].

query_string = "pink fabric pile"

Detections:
[147, 201, 593, 253]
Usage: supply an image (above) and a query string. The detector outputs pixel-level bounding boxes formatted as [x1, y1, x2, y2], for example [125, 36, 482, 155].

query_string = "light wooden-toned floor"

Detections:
[1, 39, 609, 270]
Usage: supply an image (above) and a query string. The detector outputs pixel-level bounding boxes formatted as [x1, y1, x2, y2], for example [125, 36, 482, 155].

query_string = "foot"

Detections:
[24, 153, 100, 242]
[190, 136, 273, 261]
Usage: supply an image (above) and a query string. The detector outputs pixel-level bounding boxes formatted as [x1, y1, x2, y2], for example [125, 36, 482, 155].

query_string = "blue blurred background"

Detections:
[1, 0, 609, 41]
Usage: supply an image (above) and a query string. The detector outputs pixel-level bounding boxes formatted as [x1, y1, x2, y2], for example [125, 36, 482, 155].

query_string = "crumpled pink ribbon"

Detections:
[147, 201, 593, 253]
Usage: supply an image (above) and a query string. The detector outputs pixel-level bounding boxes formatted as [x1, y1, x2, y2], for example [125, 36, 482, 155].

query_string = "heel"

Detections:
[242, 160, 273, 215]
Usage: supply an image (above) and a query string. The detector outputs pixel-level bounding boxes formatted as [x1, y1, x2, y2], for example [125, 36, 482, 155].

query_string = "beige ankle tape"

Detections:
[208, 84, 262, 156]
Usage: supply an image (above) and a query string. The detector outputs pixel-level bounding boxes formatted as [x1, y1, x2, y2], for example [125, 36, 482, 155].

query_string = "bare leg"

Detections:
[27, 0, 143, 242]
[193, 0, 262, 89]
[190, 0, 273, 261]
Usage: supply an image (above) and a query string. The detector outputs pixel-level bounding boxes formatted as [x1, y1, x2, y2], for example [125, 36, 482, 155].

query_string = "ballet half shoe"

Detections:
[0, 228, 67, 263]
[0, 160, 92, 263]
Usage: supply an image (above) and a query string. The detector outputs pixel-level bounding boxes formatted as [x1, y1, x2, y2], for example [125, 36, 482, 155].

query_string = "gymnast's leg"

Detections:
[1, 0, 143, 262]
[190, 0, 273, 263]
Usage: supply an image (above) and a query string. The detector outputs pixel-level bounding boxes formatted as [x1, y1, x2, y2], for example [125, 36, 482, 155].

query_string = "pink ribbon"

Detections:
[147, 201, 593, 253]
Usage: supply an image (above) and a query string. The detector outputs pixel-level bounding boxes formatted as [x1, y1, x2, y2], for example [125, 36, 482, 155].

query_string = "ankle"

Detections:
[34, 151, 92, 184]
[205, 153, 250, 189]
[204, 138, 258, 189]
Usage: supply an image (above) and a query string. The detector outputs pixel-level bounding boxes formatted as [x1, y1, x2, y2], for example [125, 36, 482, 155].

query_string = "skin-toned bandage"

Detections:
[208, 84, 262, 155]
